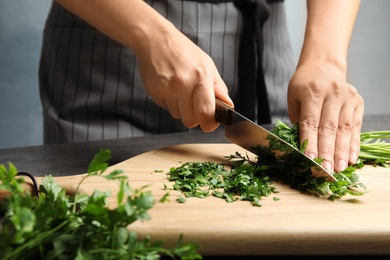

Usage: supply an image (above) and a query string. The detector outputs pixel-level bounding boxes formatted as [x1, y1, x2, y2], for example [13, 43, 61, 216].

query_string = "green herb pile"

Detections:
[165, 161, 278, 207]
[0, 149, 202, 260]
[167, 120, 390, 205]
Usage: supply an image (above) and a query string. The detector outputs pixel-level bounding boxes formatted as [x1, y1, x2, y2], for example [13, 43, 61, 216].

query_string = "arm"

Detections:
[54, 0, 233, 132]
[288, 0, 363, 173]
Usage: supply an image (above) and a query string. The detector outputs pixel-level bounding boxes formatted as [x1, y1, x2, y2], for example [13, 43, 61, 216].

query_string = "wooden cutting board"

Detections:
[10, 144, 390, 256]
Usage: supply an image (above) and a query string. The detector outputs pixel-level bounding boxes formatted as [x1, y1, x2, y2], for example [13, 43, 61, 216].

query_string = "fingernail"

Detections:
[350, 151, 358, 163]
[308, 153, 316, 160]
[337, 159, 347, 172]
[323, 161, 333, 172]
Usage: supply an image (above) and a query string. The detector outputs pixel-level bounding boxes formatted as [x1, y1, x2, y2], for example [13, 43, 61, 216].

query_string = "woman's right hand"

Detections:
[135, 20, 232, 132]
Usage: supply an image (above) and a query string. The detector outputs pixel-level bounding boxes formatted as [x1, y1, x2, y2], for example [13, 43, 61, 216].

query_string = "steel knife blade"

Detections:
[215, 99, 336, 182]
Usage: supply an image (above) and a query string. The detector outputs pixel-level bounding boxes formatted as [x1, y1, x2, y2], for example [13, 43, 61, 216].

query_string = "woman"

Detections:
[39, 0, 363, 173]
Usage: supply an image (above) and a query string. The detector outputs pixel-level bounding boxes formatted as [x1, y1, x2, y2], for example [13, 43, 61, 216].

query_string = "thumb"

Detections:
[214, 70, 234, 108]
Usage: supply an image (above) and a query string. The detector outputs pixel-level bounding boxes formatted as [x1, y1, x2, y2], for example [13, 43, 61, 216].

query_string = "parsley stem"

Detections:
[3, 220, 69, 260]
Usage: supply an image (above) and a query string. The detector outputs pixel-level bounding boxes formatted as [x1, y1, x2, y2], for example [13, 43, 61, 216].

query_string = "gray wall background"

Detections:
[0, 0, 389, 149]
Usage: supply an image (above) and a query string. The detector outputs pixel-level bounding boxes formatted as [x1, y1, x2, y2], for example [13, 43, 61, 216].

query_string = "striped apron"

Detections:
[39, 0, 294, 144]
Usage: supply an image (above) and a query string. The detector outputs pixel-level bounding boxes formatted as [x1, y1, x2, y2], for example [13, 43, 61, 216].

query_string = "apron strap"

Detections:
[235, 0, 271, 124]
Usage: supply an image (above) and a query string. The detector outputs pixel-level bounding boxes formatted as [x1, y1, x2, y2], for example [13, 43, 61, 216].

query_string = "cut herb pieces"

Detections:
[167, 120, 390, 205]
[167, 162, 228, 199]
[166, 161, 278, 206]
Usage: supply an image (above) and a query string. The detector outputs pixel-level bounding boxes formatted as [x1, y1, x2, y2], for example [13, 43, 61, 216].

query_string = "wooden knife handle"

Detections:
[215, 99, 233, 125]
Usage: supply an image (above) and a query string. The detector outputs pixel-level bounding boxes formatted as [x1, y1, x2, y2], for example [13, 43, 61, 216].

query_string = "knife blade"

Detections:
[215, 99, 336, 182]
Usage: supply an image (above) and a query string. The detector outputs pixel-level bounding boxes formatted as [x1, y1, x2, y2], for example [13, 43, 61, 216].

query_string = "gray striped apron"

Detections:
[39, 0, 294, 144]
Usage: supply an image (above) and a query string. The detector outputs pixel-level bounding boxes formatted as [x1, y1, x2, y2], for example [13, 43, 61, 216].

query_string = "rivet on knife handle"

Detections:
[215, 99, 233, 125]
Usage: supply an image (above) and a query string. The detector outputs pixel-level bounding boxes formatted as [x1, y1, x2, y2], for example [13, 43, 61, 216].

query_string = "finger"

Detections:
[349, 89, 364, 164]
[296, 93, 323, 161]
[178, 96, 198, 128]
[334, 85, 364, 171]
[349, 110, 363, 165]
[287, 85, 301, 125]
[287, 83, 323, 160]
[193, 77, 219, 132]
[316, 95, 343, 173]
[214, 70, 233, 107]
[152, 97, 168, 110]
[333, 103, 354, 172]
[164, 97, 181, 120]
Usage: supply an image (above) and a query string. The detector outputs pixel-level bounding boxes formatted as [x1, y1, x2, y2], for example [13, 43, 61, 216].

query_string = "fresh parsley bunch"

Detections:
[0, 149, 202, 260]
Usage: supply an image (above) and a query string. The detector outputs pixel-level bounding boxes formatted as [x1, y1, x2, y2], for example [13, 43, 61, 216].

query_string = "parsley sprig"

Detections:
[359, 130, 390, 167]
[0, 149, 202, 260]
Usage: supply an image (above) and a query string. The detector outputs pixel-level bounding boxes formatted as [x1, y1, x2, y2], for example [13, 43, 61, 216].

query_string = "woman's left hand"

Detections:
[287, 60, 364, 173]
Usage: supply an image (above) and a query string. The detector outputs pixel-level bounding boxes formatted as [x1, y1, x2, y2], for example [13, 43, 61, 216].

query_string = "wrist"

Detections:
[297, 41, 348, 75]
[129, 13, 176, 57]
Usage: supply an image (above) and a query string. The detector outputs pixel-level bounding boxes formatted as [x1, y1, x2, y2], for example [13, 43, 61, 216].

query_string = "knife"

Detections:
[215, 99, 336, 182]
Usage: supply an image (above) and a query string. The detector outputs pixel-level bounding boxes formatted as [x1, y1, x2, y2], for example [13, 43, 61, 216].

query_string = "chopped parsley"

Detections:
[166, 120, 389, 205]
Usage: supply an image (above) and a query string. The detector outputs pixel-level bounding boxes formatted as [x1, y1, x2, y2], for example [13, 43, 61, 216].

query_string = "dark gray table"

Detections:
[0, 114, 389, 178]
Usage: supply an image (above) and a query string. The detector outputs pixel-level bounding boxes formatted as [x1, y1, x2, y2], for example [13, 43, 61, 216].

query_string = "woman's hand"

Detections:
[288, 60, 364, 173]
[135, 21, 232, 132]
[288, 0, 362, 173]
